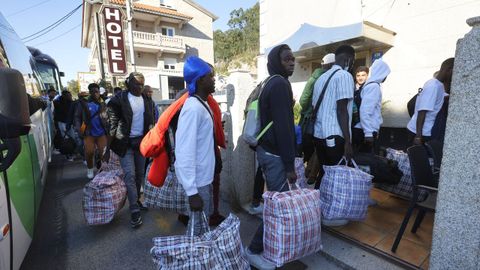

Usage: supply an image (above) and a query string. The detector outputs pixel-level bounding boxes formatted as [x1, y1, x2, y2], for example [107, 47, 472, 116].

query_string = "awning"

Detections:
[266, 21, 396, 62]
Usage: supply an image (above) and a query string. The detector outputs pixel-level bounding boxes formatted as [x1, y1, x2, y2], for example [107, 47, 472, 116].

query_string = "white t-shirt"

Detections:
[407, 78, 446, 136]
[312, 65, 354, 139]
[128, 92, 145, 137]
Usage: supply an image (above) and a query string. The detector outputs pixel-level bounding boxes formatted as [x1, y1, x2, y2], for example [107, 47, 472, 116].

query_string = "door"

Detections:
[0, 172, 11, 270]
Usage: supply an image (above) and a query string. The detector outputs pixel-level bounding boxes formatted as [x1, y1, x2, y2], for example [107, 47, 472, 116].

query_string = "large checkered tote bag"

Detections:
[143, 166, 189, 215]
[150, 213, 250, 270]
[376, 148, 428, 200]
[320, 158, 373, 221]
[83, 170, 127, 225]
[263, 184, 322, 267]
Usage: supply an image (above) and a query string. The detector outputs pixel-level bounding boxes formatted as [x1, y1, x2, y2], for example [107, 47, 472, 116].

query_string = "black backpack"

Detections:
[354, 152, 403, 184]
[407, 88, 423, 117]
[59, 135, 76, 155]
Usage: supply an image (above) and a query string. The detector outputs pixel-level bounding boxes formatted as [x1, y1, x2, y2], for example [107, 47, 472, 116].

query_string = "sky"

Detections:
[1, 0, 257, 83]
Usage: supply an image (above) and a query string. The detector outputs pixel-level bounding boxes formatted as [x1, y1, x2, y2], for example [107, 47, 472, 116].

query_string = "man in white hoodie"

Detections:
[352, 59, 391, 153]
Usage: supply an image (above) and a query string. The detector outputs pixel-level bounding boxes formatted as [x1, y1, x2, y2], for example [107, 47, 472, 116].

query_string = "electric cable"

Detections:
[21, 3, 82, 42]
[30, 23, 82, 46]
[6, 0, 53, 17]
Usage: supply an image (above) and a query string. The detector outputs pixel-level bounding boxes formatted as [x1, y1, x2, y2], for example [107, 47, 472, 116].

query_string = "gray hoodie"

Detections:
[355, 59, 391, 137]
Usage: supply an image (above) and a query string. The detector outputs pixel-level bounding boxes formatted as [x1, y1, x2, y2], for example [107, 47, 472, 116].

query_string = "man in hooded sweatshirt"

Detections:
[244, 44, 297, 270]
[352, 59, 391, 153]
[175, 56, 216, 236]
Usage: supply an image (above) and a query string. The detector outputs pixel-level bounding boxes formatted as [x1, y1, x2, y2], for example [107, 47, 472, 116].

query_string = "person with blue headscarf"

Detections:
[174, 56, 216, 235]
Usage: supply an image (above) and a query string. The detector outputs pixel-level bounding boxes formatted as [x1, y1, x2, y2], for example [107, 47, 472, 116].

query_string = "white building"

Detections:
[81, 0, 217, 100]
[258, 0, 480, 127]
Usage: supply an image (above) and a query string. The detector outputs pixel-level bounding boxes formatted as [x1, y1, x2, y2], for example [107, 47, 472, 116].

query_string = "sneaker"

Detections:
[137, 201, 148, 211]
[244, 248, 275, 270]
[248, 203, 264, 215]
[83, 160, 87, 166]
[322, 219, 349, 227]
[67, 155, 74, 162]
[87, 169, 94, 179]
[131, 212, 142, 228]
[53, 149, 60, 155]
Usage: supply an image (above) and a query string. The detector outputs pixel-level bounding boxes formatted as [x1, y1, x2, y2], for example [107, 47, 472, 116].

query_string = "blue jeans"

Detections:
[120, 147, 146, 213]
[249, 146, 289, 254]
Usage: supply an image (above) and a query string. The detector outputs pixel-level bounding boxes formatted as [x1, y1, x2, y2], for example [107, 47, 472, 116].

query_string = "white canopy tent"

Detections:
[265, 21, 396, 62]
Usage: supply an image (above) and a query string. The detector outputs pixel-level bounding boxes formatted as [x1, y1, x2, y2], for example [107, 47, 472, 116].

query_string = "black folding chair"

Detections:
[391, 145, 438, 252]
[425, 140, 443, 173]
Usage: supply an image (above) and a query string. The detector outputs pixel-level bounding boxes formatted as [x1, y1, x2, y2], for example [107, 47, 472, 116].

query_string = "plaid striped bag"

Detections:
[376, 148, 428, 201]
[150, 213, 249, 270]
[83, 170, 127, 225]
[320, 158, 373, 221]
[263, 185, 322, 267]
[144, 167, 189, 215]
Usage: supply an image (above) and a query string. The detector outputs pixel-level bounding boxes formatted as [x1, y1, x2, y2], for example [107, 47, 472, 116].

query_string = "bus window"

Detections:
[36, 62, 60, 91]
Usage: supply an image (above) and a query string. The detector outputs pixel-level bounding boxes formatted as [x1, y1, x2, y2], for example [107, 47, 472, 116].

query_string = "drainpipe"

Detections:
[94, 10, 106, 80]
[126, 0, 136, 72]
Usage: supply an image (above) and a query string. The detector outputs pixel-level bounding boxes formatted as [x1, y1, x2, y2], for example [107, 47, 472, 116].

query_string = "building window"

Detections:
[161, 27, 175, 37]
[163, 58, 176, 70]
[160, 0, 173, 8]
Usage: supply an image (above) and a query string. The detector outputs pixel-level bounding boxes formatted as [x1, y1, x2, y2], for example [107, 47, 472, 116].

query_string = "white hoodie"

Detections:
[355, 59, 391, 137]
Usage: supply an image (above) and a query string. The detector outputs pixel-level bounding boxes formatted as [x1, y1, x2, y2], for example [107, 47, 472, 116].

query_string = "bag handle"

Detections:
[311, 69, 341, 122]
[337, 156, 359, 169]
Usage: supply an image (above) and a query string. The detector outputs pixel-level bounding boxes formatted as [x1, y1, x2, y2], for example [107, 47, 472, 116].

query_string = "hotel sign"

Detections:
[102, 6, 127, 75]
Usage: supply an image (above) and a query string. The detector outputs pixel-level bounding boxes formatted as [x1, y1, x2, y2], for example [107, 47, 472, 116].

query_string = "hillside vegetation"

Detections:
[213, 3, 259, 75]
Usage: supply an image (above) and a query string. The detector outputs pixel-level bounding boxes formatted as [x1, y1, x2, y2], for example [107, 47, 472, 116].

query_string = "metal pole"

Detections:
[126, 0, 136, 72]
[94, 11, 106, 80]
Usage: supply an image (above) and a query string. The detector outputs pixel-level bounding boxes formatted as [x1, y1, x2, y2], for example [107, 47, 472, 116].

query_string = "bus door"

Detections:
[0, 172, 11, 270]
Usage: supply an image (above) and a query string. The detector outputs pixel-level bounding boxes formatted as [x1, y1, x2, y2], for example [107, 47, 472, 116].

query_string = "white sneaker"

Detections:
[322, 219, 349, 227]
[53, 149, 60, 155]
[248, 203, 264, 215]
[87, 169, 94, 179]
[244, 248, 275, 270]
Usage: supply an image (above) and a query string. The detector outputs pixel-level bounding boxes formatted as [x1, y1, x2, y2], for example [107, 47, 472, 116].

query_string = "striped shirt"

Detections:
[312, 65, 354, 139]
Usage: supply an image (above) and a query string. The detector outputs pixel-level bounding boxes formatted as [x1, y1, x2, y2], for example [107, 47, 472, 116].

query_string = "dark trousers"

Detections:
[313, 136, 345, 189]
[252, 167, 265, 206]
[302, 133, 315, 163]
[352, 128, 377, 154]
[212, 173, 220, 214]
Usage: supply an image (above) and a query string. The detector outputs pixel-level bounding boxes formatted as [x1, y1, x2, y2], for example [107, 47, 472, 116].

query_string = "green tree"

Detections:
[213, 3, 259, 74]
[67, 79, 80, 97]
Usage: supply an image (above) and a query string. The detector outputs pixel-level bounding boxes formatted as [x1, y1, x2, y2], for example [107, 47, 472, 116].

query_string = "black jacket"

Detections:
[258, 44, 296, 172]
[54, 96, 73, 124]
[107, 91, 155, 157]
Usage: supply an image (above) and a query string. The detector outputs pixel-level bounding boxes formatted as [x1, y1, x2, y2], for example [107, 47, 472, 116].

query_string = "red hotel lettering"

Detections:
[103, 7, 127, 75]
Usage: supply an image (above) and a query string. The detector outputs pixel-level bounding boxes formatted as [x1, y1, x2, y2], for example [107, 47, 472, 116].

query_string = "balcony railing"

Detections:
[133, 31, 184, 51]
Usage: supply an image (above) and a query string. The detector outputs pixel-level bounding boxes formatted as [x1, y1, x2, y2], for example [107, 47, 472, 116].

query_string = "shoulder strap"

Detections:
[312, 69, 341, 121]
[193, 95, 213, 120]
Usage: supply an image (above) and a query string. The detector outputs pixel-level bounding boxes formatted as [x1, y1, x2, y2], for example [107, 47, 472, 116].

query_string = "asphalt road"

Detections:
[20, 154, 341, 270]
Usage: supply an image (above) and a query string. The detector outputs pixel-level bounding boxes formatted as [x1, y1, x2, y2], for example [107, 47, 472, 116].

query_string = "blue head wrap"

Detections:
[183, 56, 212, 96]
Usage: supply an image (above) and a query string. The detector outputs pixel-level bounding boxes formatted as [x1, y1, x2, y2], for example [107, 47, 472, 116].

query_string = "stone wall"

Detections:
[430, 16, 480, 270]
[218, 70, 257, 210]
